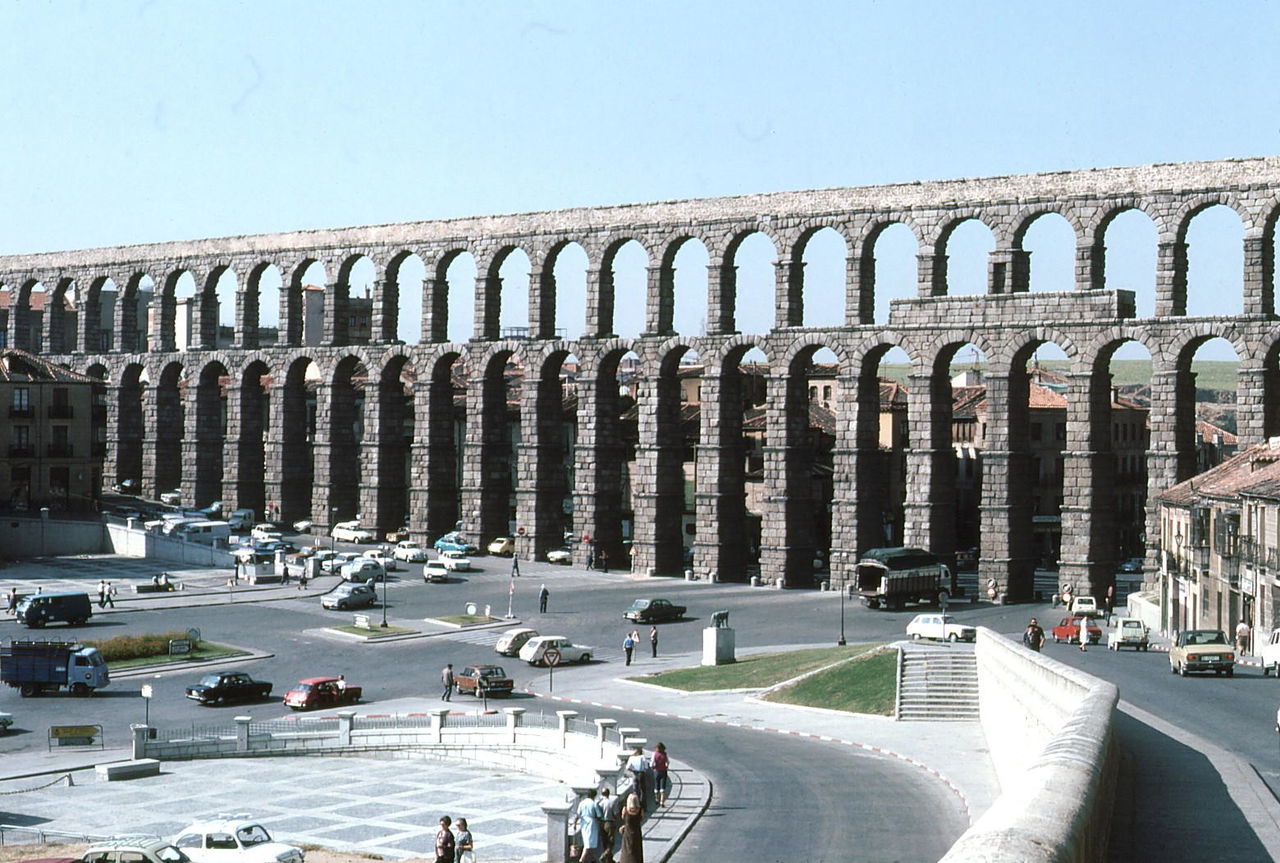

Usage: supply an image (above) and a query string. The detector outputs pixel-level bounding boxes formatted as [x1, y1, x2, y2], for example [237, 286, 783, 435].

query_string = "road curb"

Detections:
[110, 646, 274, 679]
[315, 618, 521, 644]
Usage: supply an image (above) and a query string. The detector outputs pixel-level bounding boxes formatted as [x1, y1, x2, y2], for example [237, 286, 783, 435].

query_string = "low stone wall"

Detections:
[940, 628, 1118, 863]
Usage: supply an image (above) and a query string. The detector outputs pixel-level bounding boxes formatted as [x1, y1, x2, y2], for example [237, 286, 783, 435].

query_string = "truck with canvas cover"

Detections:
[0, 640, 110, 696]
[856, 547, 954, 611]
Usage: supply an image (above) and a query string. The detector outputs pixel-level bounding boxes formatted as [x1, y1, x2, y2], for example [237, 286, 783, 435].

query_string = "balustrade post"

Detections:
[594, 718, 618, 761]
[541, 800, 573, 863]
[505, 707, 526, 744]
[337, 710, 355, 746]
[556, 710, 579, 749]
[430, 707, 450, 744]
[234, 716, 251, 753]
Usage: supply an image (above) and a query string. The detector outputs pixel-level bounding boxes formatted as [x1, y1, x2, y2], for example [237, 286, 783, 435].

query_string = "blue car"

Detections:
[434, 532, 480, 554]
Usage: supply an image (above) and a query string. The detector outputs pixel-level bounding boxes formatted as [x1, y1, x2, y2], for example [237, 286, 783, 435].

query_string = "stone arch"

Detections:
[653, 233, 711, 338]
[115, 361, 148, 492]
[464, 343, 522, 544]
[543, 238, 589, 341]
[599, 236, 652, 339]
[153, 360, 187, 498]
[930, 212, 997, 297]
[382, 249, 425, 345]
[416, 346, 467, 539]
[284, 258, 328, 348]
[428, 245, 478, 344]
[716, 227, 780, 335]
[784, 223, 850, 329]
[364, 351, 414, 533]
[46, 277, 75, 355]
[336, 251, 379, 348]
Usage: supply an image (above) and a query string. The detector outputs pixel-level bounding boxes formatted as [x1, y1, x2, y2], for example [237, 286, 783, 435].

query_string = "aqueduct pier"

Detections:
[6, 156, 1280, 600]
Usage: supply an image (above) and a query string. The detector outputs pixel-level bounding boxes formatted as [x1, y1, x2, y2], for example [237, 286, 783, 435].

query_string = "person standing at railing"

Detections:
[651, 742, 669, 807]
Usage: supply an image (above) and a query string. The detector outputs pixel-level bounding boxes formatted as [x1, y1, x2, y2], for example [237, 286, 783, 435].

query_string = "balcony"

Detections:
[8, 406, 32, 418]
[7, 445, 32, 457]
[47, 404, 73, 419]
[46, 444, 74, 457]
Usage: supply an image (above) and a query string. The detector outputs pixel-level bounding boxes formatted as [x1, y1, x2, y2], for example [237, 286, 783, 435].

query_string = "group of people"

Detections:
[433, 814, 474, 863]
[620, 627, 658, 666]
[96, 579, 117, 608]
[573, 786, 645, 862]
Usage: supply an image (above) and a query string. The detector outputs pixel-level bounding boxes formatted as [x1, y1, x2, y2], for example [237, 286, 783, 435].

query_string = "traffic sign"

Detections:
[543, 648, 562, 667]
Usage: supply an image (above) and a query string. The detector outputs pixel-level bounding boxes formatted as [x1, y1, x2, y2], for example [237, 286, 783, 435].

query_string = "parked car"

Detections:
[623, 598, 687, 623]
[1169, 629, 1235, 676]
[487, 536, 515, 556]
[1118, 557, 1145, 574]
[438, 550, 473, 572]
[321, 582, 378, 610]
[340, 558, 386, 583]
[423, 561, 450, 583]
[0, 711, 11, 733]
[174, 816, 304, 863]
[455, 664, 514, 697]
[185, 671, 273, 706]
[546, 547, 573, 564]
[80, 835, 192, 863]
[160, 489, 182, 505]
[495, 627, 539, 657]
[393, 540, 430, 562]
[283, 676, 362, 710]
[1051, 616, 1102, 644]
[385, 526, 410, 543]
[1106, 617, 1150, 651]
[1259, 627, 1280, 676]
[436, 532, 480, 554]
[519, 635, 594, 666]
[905, 613, 976, 642]
[251, 524, 283, 543]
[322, 552, 362, 574]
[1069, 596, 1100, 618]
[361, 548, 398, 571]
[331, 521, 375, 543]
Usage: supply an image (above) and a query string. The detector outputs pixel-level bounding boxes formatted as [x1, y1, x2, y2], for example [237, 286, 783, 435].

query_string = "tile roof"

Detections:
[1156, 441, 1280, 505]
[0, 348, 96, 384]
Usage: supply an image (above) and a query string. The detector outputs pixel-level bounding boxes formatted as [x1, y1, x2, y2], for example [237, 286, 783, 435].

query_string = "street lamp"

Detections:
[837, 579, 847, 646]
[331, 506, 340, 554]
[380, 544, 389, 628]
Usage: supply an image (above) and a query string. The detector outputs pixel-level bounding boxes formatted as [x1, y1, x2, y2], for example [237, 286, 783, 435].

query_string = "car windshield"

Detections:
[236, 825, 272, 846]
[1187, 631, 1226, 645]
[631, 600, 650, 609]
[198, 675, 221, 687]
[292, 683, 313, 692]
[156, 846, 190, 863]
[1122, 621, 1142, 630]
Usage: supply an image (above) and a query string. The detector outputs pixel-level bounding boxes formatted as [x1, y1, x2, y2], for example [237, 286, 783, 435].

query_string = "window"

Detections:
[12, 426, 30, 447]
[12, 388, 28, 410]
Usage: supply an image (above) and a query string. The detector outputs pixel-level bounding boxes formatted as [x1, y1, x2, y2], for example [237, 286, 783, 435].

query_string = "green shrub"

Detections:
[83, 631, 200, 662]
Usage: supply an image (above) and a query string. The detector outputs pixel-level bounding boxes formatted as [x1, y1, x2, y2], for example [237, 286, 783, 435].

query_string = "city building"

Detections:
[0, 348, 103, 511]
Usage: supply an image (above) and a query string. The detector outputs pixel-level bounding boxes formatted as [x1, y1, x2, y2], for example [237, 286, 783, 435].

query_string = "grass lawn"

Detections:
[434, 614, 499, 626]
[107, 642, 246, 670]
[330, 623, 416, 637]
[763, 648, 898, 715]
[637, 644, 883, 691]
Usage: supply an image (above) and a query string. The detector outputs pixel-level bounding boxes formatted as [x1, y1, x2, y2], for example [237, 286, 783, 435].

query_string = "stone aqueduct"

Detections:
[7, 156, 1280, 599]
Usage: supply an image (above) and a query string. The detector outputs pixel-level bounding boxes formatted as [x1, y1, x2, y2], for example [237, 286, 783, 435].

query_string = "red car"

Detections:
[1052, 616, 1102, 644]
[455, 664, 514, 697]
[283, 676, 363, 711]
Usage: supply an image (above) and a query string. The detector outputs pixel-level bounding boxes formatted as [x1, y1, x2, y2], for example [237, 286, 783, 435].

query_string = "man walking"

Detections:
[441, 663, 455, 701]
[105, 582, 115, 608]
[1236, 618, 1252, 656]
[599, 787, 621, 863]
[622, 632, 635, 666]
[97, 579, 109, 609]
[1022, 617, 1045, 652]
[649, 625, 658, 658]
[539, 584, 549, 614]
[5, 587, 16, 616]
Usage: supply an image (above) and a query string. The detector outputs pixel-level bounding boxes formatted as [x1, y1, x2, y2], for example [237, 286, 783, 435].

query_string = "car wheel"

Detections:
[19, 683, 37, 698]
[1227, 668, 1235, 677]
[1265, 665, 1272, 677]
[70, 682, 90, 697]
[581, 654, 592, 663]
[1170, 663, 1177, 674]
[1179, 663, 1188, 677]
[1054, 635, 1061, 643]
[910, 633, 921, 640]
[947, 633, 958, 643]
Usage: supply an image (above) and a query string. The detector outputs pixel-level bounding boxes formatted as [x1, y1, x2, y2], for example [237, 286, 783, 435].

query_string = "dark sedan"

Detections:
[623, 598, 687, 623]
[185, 671, 273, 705]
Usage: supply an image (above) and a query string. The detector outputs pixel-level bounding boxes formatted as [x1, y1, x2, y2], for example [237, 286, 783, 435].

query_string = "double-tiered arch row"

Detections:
[11, 156, 1280, 598]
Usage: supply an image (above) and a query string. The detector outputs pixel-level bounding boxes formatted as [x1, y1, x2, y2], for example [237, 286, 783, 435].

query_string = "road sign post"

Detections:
[544, 648, 562, 694]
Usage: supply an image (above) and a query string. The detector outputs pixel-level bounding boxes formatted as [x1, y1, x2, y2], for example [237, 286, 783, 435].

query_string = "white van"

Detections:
[1260, 628, 1280, 676]
[227, 508, 255, 531]
[177, 520, 232, 543]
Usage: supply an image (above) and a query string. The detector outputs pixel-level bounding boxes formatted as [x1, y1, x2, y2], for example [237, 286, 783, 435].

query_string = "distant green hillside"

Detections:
[878, 360, 1239, 391]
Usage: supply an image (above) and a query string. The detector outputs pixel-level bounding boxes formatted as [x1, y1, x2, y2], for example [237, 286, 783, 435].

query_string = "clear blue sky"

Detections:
[1, 0, 1274, 358]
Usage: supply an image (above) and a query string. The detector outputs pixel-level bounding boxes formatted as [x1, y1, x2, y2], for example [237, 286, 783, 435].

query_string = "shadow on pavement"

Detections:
[1110, 710, 1270, 862]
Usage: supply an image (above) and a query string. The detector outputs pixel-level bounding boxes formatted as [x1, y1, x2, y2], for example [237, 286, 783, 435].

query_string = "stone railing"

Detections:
[133, 708, 641, 863]
[940, 628, 1118, 863]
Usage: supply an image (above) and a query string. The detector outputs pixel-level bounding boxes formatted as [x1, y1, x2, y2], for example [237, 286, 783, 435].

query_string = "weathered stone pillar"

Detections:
[459, 361, 512, 545]
[917, 251, 947, 297]
[322, 281, 348, 346]
[371, 277, 396, 344]
[987, 249, 1030, 294]
[410, 365, 459, 542]
[475, 273, 501, 341]
[1237, 365, 1267, 445]
[221, 380, 248, 512]
[643, 264, 674, 337]
[7, 294, 27, 353]
[1058, 371, 1116, 598]
[1243, 234, 1273, 318]
[831, 369, 885, 591]
[846, 254, 874, 326]
[191, 374, 225, 508]
[99, 384, 121, 488]
[901, 373, 956, 565]
[515, 366, 567, 560]
[310, 382, 335, 525]
[191, 285, 218, 349]
[1075, 240, 1104, 292]
[422, 276, 448, 344]
[264, 383, 289, 524]
[976, 372, 1035, 601]
[150, 290, 176, 353]
[705, 259, 736, 336]
[631, 360, 686, 577]
[584, 266, 610, 338]
[358, 384, 385, 531]
[1146, 368, 1191, 579]
[116, 285, 142, 353]
[693, 368, 749, 582]
[774, 260, 803, 328]
[529, 263, 556, 340]
[153, 381, 183, 500]
[759, 372, 815, 587]
[76, 287, 102, 354]
[235, 288, 258, 349]
[573, 366, 627, 570]
[279, 279, 304, 348]
[1154, 240, 1188, 317]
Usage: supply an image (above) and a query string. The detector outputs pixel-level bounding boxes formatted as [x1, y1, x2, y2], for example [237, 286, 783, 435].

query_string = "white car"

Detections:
[546, 547, 573, 564]
[519, 635, 594, 666]
[160, 489, 182, 505]
[439, 550, 473, 572]
[251, 524, 282, 543]
[322, 551, 362, 574]
[1069, 596, 1100, 618]
[340, 558, 386, 583]
[393, 540, 430, 562]
[360, 548, 398, 571]
[1106, 617, 1150, 651]
[423, 560, 450, 583]
[905, 613, 976, 643]
[495, 627, 539, 657]
[1260, 627, 1280, 676]
[331, 520, 375, 543]
[175, 816, 304, 863]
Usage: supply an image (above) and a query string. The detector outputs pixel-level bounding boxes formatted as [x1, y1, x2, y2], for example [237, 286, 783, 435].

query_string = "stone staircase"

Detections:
[895, 644, 980, 721]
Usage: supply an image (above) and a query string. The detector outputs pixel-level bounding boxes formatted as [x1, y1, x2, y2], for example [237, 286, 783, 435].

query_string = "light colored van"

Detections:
[1070, 596, 1099, 618]
[331, 521, 375, 543]
[1260, 628, 1280, 676]
[227, 508, 255, 531]
[177, 520, 232, 543]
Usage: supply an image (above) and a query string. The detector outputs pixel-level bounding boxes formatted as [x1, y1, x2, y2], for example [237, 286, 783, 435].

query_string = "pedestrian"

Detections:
[1078, 616, 1089, 652]
[651, 742, 670, 807]
[6, 587, 17, 615]
[1105, 583, 1116, 622]
[454, 817, 474, 863]
[598, 550, 608, 573]
[298, 566, 308, 590]
[434, 815, 455, 863]
[587, 544, 596, 570]
[599, 787, 621, 863]
[97, 579, 108, 609]
[1236, 618, 1252, 655]
[336, 674, 347, 693]
[619, 792, 644, 863]
[441, 663, 455, 701]
[625, 746, 648, 810]
[649, 625, 658, 658]
[622, 632, 635, 666]
[1022, 617, 1045, 652]
[105, 581, 116, 608]
[539, 583, 550, 614]
[938, 589, 949, 613]
[576, 788, 603, 862]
